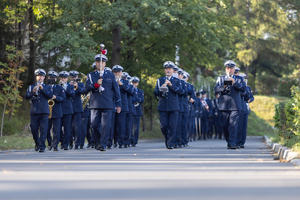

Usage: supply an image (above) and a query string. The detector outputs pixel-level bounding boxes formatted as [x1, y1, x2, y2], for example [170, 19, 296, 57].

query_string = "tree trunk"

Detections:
[111, 25, 121, 67]
[245, 0, 250, 79]
[1, 103, 7, 137]
[28, 0, 35, 86]
[150, 96, 153, 131]
[9, 4, 29, 119]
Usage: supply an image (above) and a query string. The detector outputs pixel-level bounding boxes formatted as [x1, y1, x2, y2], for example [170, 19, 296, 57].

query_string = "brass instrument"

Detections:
[159, 72, 169, 94]
[48, 99, 55, 119]
[81, 92, 91, 110]
[134, 102, 140, 107]
[74, 84, 78, 90]
[34, 80, 41, 97]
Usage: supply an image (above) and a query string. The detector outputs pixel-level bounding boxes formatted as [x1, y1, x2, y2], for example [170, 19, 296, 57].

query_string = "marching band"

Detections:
[25, 46, 254, 152]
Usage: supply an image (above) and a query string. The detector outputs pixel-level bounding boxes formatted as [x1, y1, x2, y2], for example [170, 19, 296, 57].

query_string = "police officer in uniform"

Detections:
[59, 71, 75, 150]
[125, 74, 136, 148]
[25, 69, 53, 152]
[200, 91, 212, 140]
[131, 77, 144, 147]
[85, 54, 121, 151]
[195, 92, 203, 140]
[69, 70, 87, 149]
[46, 71, 66, 151]
[110, 65, 128, 149]
[154, 61, 182, 149]
[212, 92, 222, 140]
[185, 72, 196, 145]
[236, 73, 254, 148]
[214, 60, 246, 149]
[177, 68, 188, 147]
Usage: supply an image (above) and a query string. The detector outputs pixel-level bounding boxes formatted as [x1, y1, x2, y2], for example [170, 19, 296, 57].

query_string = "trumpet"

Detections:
[59, 82, 67, 90]
[48, 99, 55, 119]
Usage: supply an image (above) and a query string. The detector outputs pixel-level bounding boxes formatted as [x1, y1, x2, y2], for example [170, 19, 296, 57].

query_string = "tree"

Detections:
[0, 45, 26, 137]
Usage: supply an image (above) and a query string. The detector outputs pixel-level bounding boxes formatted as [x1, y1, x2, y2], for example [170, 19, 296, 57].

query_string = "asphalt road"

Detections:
[0, 137, 299, 200]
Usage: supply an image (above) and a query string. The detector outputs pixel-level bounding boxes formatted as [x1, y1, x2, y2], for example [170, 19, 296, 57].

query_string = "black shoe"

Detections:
[132, 144, 137, 147]
[69, 145, 73, 150]
[228, 145, 237, 149]
[64, 147, 68, 150]
[60, 145, 64, 149]
[91, 145, 95, 148]
[39, 149, 45, 153]
[54, 147, 58, 151]
[124, 144, 128, 148]
[87, 144, 91, 148]
[240, 145, 245, 148]
[35, 145, 39, 152]
[178, 145, 183, 148]
[80, 146, 84, 149]
[128, 144, 131, 147]
[236, 145, 240, 149]
[167, 145, 173, 149]
[74, 146, 79, 150]
[173, 145, 179, 149]
[48, 146, 52, 151]
[107, 146, 112, 149]
[96, 146, 100, 150]
[113, 144, 118, 148]
[119, 145, 124, 149]
[100, 147, 106, 152]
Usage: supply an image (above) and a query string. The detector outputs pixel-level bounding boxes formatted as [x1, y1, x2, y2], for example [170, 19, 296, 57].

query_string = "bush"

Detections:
[277, 77, 298, 97]
[274, 86, 300, 152]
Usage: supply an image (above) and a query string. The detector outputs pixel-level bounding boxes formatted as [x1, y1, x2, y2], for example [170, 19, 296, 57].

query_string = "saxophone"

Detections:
[82, 92, 91, 110]
[48, 99, 55, 119]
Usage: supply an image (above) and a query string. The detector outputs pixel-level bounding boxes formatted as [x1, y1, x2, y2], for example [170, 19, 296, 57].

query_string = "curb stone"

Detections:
[264, 135, 299, 165]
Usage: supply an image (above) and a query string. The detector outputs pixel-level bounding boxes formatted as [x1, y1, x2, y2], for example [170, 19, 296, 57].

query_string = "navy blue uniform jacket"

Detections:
[86, 70, 121, 109]
[62, 84, 75, 115]
[25, 83, 53, 115]
[50, 85, 66, 118]
[154, 76, 182, 112]
[71, 82, 87, 113]
[119, 79, 131, 112]
[134, 88, 144, 116]
[243, 86, 254, 115]
[214, 75, 246, 111]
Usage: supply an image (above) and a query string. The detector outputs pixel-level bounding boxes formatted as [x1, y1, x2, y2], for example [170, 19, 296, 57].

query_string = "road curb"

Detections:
[264, 135, 299, 164]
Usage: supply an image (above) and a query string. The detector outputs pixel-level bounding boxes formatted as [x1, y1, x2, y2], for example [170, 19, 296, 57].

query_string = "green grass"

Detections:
[139, 116, 163, 140]
[248, 95, 287, 138]
[0, 133, 35, 150]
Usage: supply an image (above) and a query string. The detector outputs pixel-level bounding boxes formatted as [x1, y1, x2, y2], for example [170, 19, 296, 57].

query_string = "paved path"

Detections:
[0, 138, 299, 200]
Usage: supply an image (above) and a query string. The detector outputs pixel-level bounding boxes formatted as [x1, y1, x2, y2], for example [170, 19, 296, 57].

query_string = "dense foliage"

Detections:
[274, 86, 300, 152]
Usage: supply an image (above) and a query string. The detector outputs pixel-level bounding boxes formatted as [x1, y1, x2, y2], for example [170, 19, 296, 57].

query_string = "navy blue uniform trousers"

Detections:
[201, 117, 209, 137]
[90, 109, 112, 148]
[60, 114, 72, 148]
[85, 116, 94, 145]
[47, 118, 61, 148]
[107, 112, 116, 148]
[70, 113, 82, 147]
[132, 115, 141, 145]
[125, 113, 133, 145]
[81, 116, 88, 146]
[236, 113, 249, 146]
[221, 111, 240, 146]
[30, 114, 48, 150]
[159, 111, 178, 147]
[174, 113, 182, 145]
[181, 112, 188, 145]
[116, 111, 127, 146]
